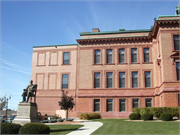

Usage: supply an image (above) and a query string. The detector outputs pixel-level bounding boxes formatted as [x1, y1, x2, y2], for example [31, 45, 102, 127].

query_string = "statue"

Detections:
[176, 2, 180, 15]
[22, 80, 37, 103]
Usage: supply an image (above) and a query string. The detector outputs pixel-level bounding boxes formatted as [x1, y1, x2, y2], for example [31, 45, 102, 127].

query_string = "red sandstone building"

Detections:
[31, 12, 180, 118]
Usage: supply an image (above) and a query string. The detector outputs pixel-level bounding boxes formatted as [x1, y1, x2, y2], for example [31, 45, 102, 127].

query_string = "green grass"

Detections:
[92, 119, 180, 134]
[49, 124, 83, 134]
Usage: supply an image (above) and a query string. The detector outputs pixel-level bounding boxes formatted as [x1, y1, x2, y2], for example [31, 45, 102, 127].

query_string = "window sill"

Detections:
[142, 62, 153, 64]
[49, 64, 59, 66]
[172, 50, 180, 52]
[61, 64, 71, 66]
[117, 63, 128, 65]
[130, 63, 140, 64]
[105, 63, 115, 65]
[36, 65, 46, 66]
[93, 64, 103, 66]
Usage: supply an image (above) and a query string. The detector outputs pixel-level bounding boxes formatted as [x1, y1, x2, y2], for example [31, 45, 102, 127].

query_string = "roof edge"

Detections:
[76, 35, 150, 41]
[158, 15, 180, 19]
[33, 44, 78, 48]
[80, 29, 152, 36]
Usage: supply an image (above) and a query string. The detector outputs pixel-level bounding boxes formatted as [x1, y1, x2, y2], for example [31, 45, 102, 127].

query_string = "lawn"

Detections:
[92, 119, 180, 134]
[49, 124, 83, 134]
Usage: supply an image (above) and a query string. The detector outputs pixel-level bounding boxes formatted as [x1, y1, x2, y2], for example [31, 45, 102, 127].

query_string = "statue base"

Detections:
[12, 102, 40, 125]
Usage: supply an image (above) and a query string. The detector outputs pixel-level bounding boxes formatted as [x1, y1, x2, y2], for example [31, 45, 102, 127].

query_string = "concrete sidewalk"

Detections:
[67, 119, 103, 135]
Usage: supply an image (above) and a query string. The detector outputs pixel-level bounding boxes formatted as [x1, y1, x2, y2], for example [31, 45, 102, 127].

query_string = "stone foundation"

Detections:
[12, 102, 40, 125]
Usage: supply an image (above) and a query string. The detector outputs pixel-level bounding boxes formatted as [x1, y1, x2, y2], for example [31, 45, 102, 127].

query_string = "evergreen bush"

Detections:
[19, 123, 50, 134]
[141, 113, 153, 121]
[132, 107, 179, 118]
[160, 113, 172, 121]
[1, 123, 22, 134]
[129, 113, 141, 120]
[79, 113, 102, 120]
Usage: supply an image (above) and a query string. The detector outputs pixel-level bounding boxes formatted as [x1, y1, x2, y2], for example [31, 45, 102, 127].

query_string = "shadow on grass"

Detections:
[50, 128, 85, 133]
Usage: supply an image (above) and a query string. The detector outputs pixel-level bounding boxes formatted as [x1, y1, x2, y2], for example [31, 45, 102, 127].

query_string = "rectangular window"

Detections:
[176, 62, 180, 80]
[120, 99, 126, 112]
[132, 99, 139, 108]
[146, 99, 152, 107]
[131, 48, 137, 63]
[63, 52, 70, 64]
[107, 72, 113, 88]
[119, 49, 125, 63]
[144, 48, 150, 62]
[94, 73, 100, 88]
[62, 74, 69, 89]
[145, 71, 151, 87]
[95, 50, 101, 64]
[107, 99, 113, 112]
[119, 72, 125, 88]
[94, 99, 100, 112]
[132, 72, 138, 88]
[174, 35, 179, 50]
[107, 49, 113, 63]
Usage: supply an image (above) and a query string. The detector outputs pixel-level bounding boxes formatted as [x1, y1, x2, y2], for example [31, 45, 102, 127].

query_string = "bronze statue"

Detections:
[22, 80, 37, 103]
[176, 2, 180, 15]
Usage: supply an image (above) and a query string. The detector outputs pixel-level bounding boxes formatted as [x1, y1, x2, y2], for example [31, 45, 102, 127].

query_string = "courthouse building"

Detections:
[31, 9, 180, 118]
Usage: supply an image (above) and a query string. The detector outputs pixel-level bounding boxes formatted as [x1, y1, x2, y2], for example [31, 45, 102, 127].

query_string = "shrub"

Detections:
[57, 119, 63, 122]
[63, 118, 74, 121]
[160, 113, 172, 121]
[49, 119, 57, 123]
[1, 123, 22, 134]
[80, 113, 90, 120]
[141, 113, 153, 121]
[129, 113, 141, 120]
[19, 123, 50, 134]
[40, 120, 49, 123]
[132, 107, 179, 119]
[52, 114, 62, 119]
[132, 108, 140, 114]
[139, 107, 151, 115]
[79, 113, 102, 120]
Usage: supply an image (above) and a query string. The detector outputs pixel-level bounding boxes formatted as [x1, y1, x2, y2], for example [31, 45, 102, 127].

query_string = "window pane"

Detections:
[119, 72, 125, 88]
[94, 73, 100, 88]
[144, 48, 150, 62]
[176, 62, 180, 80]
[133, 99, 139, 108]
[62, 74, 69, 89]
[63, 52, 70, 64]
[131, 48, 137, 63]
[94, 99, 100, 112]
[132, 72, 138, 88]
[119, 49, 125, 63]
[120, 99, 126, 112]
[107, 49, 112, 63]
[174, 35, 180, 50]
[107, 72, 113, 88]
[145, 71, 151, 87]
[146, 99, 152, 107]
[95, 50, 101, 64]
[107, 99, 113, 112]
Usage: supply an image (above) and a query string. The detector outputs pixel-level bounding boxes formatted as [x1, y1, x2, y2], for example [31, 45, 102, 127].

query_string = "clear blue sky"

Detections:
[0, 0, 179, 110]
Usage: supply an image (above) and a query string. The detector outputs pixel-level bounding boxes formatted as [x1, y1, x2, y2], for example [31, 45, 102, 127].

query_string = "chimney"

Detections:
[92, 28, 100, 32]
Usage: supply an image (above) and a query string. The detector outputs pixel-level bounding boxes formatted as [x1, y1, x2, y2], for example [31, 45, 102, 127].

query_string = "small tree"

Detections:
[0, 98, 6, 111]
[58, 90, 75, 120]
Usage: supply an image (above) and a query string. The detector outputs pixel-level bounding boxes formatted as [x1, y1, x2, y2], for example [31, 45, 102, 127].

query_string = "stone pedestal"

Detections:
[12, 102, 40, 125]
